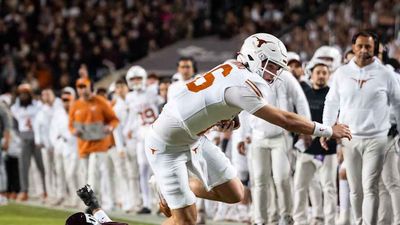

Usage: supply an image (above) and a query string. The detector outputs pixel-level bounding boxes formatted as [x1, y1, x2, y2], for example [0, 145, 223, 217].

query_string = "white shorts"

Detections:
[145, 129, 237, 209]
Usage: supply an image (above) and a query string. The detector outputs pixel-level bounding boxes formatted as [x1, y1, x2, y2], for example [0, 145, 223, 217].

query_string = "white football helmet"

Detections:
[125, 65, 147, 91]
[237, 33, 289, 82]
[287, 51, 301, 63]
[310, 46, 342, 72]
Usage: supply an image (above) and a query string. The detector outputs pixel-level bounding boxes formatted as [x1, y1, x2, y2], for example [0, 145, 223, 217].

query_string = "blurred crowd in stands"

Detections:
[0, 0, 399, 93]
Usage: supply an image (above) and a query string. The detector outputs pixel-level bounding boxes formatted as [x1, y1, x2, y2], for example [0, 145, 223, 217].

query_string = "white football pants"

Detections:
[343, 137, 387, 225]
[250, 134, 292, 224]
[107, 147, 132, 210]
[125, 139, 143, 210]
[63, 151, 80, 205]
[53, 150, 66, 200]
[41, 148, 55, 198]
[378, 137, 400, 225]
[293, 153, 337, 225]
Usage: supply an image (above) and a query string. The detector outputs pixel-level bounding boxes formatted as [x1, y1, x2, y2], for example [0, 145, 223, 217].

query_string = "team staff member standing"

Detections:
[69, 77, 119, 206]
[167, 57, 197, 99]
[293, 60, 337, 225]
[11, 84, 46, 202]
[322, 31, 400, 225]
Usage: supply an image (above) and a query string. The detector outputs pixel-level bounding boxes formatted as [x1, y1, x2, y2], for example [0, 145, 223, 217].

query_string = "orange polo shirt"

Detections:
[69, 95, 119, 158]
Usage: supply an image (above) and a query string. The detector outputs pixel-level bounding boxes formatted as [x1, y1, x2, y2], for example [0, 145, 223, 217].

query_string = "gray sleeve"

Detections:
[224, 86, 267, 114]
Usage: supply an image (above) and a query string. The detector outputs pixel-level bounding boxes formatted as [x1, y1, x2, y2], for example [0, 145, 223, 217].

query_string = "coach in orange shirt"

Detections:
[69, 77, 119, 209]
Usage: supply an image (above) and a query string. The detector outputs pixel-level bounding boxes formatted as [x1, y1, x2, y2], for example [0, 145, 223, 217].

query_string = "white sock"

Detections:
[93, 209, 112, 223]
[339, 179, 350, 212]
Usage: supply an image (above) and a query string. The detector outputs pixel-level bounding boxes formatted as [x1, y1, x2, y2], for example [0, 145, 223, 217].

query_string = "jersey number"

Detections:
[186, 64, 233, 92]
[141, 108, 157, 125]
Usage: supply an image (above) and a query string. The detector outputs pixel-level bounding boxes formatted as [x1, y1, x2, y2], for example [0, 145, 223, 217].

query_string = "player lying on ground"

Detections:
[145, 33, 352, 225]
[65, 184, 128, 225]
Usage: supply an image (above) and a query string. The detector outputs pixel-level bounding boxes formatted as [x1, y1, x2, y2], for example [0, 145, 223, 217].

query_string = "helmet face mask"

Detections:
[259, 59, 284, 84]
[128, 77, 144, 91]
[237, 33, 288, 84]
[125, 65, 147, 91]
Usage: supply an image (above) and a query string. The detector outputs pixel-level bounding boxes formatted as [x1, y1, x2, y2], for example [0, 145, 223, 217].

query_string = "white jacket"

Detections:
[49, 107, 77, 156]
[33, 98, 63, 148]
[323, 58, 400, 138]
[11, 99, 41, 137]
[112, 96, 128, 152]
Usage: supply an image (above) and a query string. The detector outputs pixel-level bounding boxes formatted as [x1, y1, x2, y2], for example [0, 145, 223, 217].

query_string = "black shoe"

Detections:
[77, 184, 100, 212]
[136, 207, 151, 214]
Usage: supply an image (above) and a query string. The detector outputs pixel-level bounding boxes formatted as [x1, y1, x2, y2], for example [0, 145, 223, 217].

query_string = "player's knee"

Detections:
[225, 188, 244, 203]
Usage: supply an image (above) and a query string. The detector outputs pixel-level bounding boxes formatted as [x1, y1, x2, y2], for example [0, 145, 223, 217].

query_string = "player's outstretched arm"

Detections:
[253, 104, 352, 140]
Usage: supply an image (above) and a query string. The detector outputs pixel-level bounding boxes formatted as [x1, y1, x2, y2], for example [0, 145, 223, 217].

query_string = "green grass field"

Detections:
[0, 203, 152, 225]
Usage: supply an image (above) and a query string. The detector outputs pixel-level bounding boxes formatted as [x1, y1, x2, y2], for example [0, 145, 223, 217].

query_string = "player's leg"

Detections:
[380, 139, 400, 225]
[125, 139, 142, 210]
[186, 137, 243, 204]
[63, 151, 79, 207]
[53, 150, 66, 205]
[236, 171, 251, 223]
[361, 137, 386, 224]
[87, 153, 102, 204]
[308, 173, 323, 222]
[267, 177, 280, 224]
[318, 154, 337, 225]
[41, 147, 54, 201]
[337, 163, 351, 225]
[342, 138, 363, 225]
[188, 177, 243, 203]
[230, 132, 251, 222]
[137, 139, 152, 213]
[293, 153, 315, 225]
[18, 138, 33, 201]
[249, 138, 270, 225]
[378, 178, 392, 225]
[31, 140, 46, 199]
[145, 134, 199, 225]
[107, 148, 123, 209]
[270, 134, 293, 223]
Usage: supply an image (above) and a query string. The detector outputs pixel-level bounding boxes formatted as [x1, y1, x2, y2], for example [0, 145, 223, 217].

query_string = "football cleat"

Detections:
[77, 185, 100, 213]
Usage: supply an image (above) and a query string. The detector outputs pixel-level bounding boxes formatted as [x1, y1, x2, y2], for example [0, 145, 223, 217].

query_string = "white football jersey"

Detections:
[125, 88, 160, 130]
[162, 62, 268, 138]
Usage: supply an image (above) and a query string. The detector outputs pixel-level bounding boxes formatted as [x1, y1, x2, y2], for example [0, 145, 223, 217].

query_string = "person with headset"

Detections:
[321, 31, 400, 225]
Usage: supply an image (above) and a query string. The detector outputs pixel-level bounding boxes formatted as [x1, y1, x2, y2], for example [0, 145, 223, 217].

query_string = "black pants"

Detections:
[6, 156, 20, 193]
